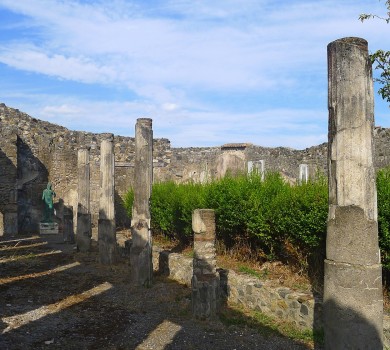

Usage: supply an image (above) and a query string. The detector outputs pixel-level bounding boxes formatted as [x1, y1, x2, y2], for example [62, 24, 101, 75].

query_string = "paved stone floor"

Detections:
[0, 234, 318, 349]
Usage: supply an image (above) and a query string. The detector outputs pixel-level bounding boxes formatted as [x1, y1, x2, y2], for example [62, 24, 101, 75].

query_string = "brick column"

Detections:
[324, 37, 383, 349]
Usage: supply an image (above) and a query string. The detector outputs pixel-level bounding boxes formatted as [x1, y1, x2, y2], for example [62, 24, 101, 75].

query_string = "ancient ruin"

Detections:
[0, 128, 17, 236]
[76, 147, 92, 252]
[191, 209, 219, 319]
[324, 37, 383, 349]
[1, 34, 390, 346]
[2, 100, 390, 237]
[39, 182, 59, 235]
[130, 118, 153, 287]
[98, 136, 117, 265]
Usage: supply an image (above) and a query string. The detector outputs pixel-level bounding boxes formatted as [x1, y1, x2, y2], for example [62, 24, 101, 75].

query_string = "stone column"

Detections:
[191, 209, 219, 319]
[4, 188, 18, 236]
[98, 136, 117, 264]
[299, 164, 309, 183]
[76, 147, 91, 252]
[63, 205, 74, 243]
[130, 118, 153, 286]
[324, 37, 383, 349]
[0, 131, 18, 236]
[248, 160, 265, 181]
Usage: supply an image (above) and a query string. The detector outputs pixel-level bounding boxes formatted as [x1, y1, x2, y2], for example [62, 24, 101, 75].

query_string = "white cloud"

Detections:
[0, 0, 388, 148]
[161, 102, 179, 112]
[0, 45, 118, 84]
[41, 104, 82, 116]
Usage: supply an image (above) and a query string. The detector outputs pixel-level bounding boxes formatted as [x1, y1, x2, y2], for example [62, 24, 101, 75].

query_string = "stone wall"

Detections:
[0, 128, 17, 235]
[152, 246, 390, 345]
[2, 102, 390, 235]
[0, 103, 170, 235]
[167, 143, 329, 184]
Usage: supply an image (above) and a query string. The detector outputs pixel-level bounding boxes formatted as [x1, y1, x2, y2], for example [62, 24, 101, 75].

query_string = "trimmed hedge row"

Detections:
[124, 169, 390, 272]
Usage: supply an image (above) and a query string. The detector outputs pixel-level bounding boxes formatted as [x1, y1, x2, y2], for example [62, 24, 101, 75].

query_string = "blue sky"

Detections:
[0, 0, 389, 149]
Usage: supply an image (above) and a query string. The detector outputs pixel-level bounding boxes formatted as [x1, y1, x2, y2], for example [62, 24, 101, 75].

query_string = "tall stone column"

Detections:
[63, 205, 74, 243]
[191, 209, 219, 319]
[98, 136, 117, 264]
[324, 37, 383, 349]
[76, 147, 91, 252]
[130, 118, 153, 286]
[0, 131, 18, 236]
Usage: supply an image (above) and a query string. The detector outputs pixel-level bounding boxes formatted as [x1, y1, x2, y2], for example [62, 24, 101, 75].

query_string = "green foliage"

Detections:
[359, 1, 390, 23]
[238, 265, 262, 278]
[244, 172, 286, 254]
[150, 181, 178, 236]
[219, 303, 323, 346]
[377, 167, 390, 270]
[270, 175, 328, 252]
[123, 187, 134, 219]
[205, 175, 250, 243]
[172, 182, 206, 241]
[359, 1, 390, 104]
[371, 50, 390, 104]
[124, 169, 390, 278]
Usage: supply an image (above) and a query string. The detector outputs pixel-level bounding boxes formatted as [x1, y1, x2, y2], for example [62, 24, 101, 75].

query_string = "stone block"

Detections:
[39, 222, 59, 235]
[191, 274, 220, 320]
[324, 259, 383, 349]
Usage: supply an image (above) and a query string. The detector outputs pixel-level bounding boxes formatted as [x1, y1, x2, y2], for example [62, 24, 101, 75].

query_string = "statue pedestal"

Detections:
[39, 222, 59, 235]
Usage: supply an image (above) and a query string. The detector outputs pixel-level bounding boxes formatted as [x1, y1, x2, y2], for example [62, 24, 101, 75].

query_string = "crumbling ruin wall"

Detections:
[169, 143, 329, 184]
[2, 102, 390, 234]
[0, 104, 171, 234]
[0, 127, 18, 236]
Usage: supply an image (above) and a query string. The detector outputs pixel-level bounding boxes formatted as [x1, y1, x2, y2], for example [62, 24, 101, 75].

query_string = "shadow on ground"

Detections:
[0, 234, 318, 350]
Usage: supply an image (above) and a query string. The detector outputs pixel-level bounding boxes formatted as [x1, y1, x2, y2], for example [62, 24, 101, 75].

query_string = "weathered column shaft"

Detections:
[98, 137, 117, 264]
[76, 147, 91, 252]
[324, 37, 383, 349]
[0, 131, 18, 236]
[130, 118, 153, 286]
[63, 205, 74, 243]
[192, 209, 219, 319]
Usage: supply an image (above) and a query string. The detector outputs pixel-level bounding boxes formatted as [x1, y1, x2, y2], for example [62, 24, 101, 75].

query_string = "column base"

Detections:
[130, 243, 153, 287]
[98, 218, 117, 265]
[323, 259, 383, 349]
[76, 213, 91, 252]
[191, 274, 220, 320]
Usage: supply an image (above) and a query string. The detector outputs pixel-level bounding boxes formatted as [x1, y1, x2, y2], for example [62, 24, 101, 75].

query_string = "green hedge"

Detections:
[377, 167, 390, 271]
[124, 169, 390, 273]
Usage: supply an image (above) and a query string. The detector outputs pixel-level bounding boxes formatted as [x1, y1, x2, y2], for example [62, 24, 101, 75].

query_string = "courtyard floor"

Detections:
[0, 234, 318, 350]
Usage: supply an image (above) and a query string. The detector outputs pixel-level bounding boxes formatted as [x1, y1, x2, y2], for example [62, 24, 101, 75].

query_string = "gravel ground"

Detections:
[0, 235, 317, 350]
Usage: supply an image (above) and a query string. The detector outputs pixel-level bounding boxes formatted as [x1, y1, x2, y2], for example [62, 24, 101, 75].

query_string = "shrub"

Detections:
[270, 176, 327, 251]
[173, 182, 206, 242]
[150, 181, 178, 237]
[204, 175, 249, 246]
[377, 167, 390, 272]
[123, 187, 134, 219]
[244, 172, 287, 256]
[123, 170, 390, 282]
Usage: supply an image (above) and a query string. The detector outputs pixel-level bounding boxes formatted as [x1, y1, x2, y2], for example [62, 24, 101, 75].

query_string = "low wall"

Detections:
[153, 247, 319, 329]
[152, 246, 390, 345]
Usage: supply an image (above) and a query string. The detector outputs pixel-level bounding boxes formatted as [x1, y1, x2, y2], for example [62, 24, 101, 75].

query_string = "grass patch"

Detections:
[219, 303, 323, 348]
[238, 265, 262, 279]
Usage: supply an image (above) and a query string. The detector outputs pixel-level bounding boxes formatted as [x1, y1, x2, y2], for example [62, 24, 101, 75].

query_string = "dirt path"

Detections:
[0, 235, 316, 350]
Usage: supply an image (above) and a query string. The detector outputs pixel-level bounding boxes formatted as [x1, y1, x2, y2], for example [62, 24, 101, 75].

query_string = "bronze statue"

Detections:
[42, 182, 56, 222]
